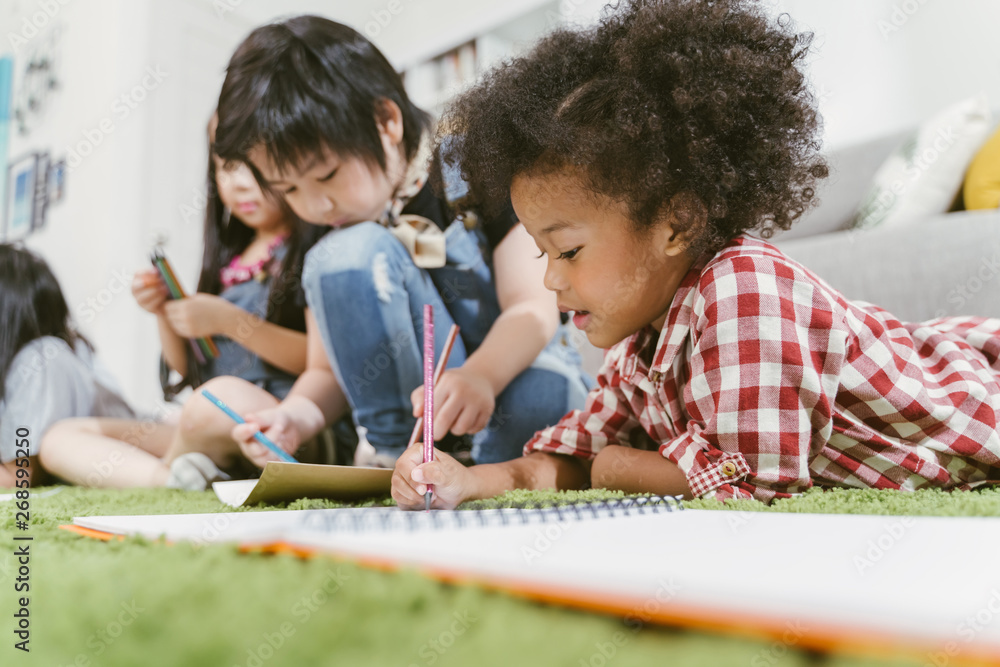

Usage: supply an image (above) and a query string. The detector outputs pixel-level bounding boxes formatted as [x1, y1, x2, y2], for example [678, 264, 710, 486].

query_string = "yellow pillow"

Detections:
[964, 124, 1000, 210]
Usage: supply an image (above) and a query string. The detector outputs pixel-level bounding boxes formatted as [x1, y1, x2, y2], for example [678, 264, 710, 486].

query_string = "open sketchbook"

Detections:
[65, 501, 1000, 663]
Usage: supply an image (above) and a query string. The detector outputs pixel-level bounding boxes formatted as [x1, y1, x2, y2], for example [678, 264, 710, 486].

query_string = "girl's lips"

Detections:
[572, 311, 592, 329]
[235, 202, 258, 213]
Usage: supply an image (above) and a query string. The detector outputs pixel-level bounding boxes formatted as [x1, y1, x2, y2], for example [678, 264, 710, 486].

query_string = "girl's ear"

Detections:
[661, 192, 707, 256]
[375, 99, 404, 146]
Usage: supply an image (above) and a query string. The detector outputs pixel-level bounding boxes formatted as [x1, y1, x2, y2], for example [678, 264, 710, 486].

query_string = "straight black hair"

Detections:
[162, 137, 328, 399]
[197, 139, 327, 335]
[213, 15, 432, 174]
[0, 244, 90, 404]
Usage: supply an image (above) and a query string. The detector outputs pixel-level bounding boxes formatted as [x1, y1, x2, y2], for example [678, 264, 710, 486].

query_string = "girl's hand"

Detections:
[163, 294, 235, 338]
[231, 408, 301, 469]
[132, 269, 169, 314]
[392, 440, 474, 510]
[410, 367, 495, 440]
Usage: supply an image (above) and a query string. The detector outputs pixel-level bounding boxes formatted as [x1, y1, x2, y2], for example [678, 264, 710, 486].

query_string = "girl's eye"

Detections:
[557, 247, 581, 260]
[283, 186, 297, 195]
[318, 168, 338, 182]
[536, 250, 546, 259]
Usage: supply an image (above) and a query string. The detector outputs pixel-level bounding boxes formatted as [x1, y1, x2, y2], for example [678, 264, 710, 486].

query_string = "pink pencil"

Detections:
[422, 305, 435, 510]
[406, 323, 459, 450]
[407, 321, 459, 510]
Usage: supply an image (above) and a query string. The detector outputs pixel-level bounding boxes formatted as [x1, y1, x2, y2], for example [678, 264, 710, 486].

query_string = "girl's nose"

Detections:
[542, 256, 568, 293]
[302, 192, 335, 222]
[226, 162, 257, 190]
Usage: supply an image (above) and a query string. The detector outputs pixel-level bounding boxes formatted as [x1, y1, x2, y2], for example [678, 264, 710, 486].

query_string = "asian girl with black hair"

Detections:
[37, 115, 334, 489]
[216, 16, 591, 470]
[0, 244, 134, 487]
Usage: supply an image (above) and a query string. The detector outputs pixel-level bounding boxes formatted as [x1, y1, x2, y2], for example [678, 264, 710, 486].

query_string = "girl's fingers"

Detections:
[391, 477, 422, 509]
[410, 386, 423, 417]
[232, 423, 259, 445]
[250, 411, 278, 431]
[132, 272, 156, 289]
[392, 468, 423, 508]
[432, 393, 462, 441]
[245, 442, 267, 459]
[134, 285, 167, 307]
[450, 405, 481, 436]
[409, 464, 434, 496]
[400, 470, 425, 498]
[473, 410, 491, 434]
[163, 303, 192, 334]
[392, 443, 436, 508]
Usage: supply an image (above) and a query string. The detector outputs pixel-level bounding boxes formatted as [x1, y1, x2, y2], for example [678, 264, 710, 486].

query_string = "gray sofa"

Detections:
[773, 131, 1000, 322]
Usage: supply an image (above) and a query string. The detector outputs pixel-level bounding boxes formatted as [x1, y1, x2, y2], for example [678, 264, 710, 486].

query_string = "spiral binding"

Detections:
[297, 495, 683, 534]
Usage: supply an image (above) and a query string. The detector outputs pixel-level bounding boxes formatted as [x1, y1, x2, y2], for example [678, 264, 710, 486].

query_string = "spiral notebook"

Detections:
[67, 496, 679, 544]
[64, 500, 1000, 664]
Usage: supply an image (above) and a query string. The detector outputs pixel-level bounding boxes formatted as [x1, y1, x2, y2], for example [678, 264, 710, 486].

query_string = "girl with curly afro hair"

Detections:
[393, 0, 1000, 508]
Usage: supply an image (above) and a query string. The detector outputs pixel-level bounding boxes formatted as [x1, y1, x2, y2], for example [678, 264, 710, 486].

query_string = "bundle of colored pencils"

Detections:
[150, 248, 219, 364]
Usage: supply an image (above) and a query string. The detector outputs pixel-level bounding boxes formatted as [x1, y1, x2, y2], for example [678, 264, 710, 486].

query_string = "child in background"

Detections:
[392, 0, 1000, 509]
[0, 245, 134, 487]
[216, 16, 590, 467]
[39, 116, 332, 489]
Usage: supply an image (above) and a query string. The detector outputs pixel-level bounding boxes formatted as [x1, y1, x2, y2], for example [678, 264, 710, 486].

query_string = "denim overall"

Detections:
[301, 167, 591, 463]
[203, 246, 297, 400]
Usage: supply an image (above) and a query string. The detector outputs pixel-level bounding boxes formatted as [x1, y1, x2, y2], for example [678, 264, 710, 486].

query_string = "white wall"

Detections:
[2, 0, 159, 409]
[502, 0, 1000, 151]
[1, 0, 253, 412]
[3, 0, 1000, 411]
[770, 0, 1000, 150]
[232, 0, 557, 70]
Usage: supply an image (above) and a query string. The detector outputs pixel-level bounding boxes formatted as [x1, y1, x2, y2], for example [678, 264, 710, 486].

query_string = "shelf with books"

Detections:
[402, 0, 562, 116]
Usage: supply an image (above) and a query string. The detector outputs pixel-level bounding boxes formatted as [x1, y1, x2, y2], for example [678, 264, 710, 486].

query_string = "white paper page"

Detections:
[71, 507, 408, 544]
[212, 480, 258, 508]
[287, 509, 1000, 655]
[72, 509, 308, 544]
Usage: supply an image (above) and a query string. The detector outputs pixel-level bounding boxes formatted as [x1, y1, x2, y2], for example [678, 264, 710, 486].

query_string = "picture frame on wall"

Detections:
[48, 158, 66, 204]
[31, 151, 49, 231]
[3, 152, 39, 242]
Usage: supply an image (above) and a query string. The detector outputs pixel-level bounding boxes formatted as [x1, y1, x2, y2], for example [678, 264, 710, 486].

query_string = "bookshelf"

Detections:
[401, 0, 563, 116]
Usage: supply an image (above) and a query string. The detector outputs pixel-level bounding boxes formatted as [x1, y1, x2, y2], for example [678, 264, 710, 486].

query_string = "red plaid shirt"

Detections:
[525, 236, 1000, 502]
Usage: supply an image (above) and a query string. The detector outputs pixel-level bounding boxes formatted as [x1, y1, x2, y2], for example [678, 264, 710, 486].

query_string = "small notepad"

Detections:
[212, 461, 392, 507]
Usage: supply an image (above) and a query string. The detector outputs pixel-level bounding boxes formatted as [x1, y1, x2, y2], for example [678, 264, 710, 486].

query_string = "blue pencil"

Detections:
[201, 390, 297, 463]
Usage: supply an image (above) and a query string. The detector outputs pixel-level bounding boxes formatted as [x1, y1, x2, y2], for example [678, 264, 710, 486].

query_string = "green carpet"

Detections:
[3, 485, 998, 667]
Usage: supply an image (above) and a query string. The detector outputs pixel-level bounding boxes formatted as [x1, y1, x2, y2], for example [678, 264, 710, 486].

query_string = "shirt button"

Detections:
[720, 461, 738, 477]
[650, 371, 662, 382]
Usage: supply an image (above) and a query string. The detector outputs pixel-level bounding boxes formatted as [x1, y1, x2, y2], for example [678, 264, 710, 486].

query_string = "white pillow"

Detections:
[850, 95, 993, 230]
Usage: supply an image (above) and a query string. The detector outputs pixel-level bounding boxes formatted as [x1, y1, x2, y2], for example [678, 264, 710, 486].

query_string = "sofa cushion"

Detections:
[963, 123, 1000, 210]
[848, 95, 993, 230]
[772, 132, 906, 242]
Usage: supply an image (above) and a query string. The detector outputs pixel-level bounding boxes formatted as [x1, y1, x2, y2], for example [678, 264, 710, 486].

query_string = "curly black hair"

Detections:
[437, 0, 828, 257]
